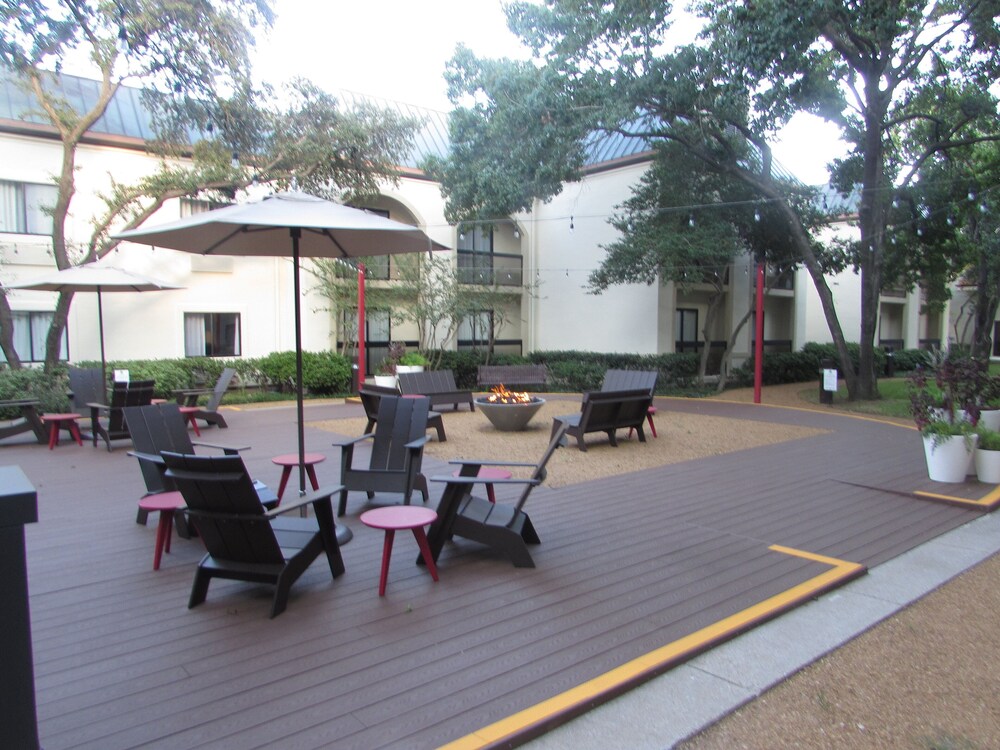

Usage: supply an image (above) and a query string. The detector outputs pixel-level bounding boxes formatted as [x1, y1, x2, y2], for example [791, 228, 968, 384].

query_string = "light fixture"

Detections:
[688, 214, 695, 227]
[231, 152, 240, 169]
[569, 216, 574, 232]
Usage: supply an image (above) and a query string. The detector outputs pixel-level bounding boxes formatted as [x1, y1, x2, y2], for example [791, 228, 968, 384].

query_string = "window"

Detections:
[458, 310, 493, 348]
[1, 311, 68, 363]
[0, 180, 58, 235]
[675, 308, 698, 353]
[179, 197, 230, 217]
[184, 313, 241, 357]
[457, 225, 494, 284]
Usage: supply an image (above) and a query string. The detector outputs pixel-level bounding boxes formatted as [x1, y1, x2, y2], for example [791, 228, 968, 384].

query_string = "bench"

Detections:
[396, 370, 475, 412]
[551, 388, 654, 452]
[477, 364, 548, 390]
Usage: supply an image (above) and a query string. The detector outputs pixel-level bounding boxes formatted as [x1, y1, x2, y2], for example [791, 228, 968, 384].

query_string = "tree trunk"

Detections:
[697, 288, 725, 386]
[0, 294, 23, 368]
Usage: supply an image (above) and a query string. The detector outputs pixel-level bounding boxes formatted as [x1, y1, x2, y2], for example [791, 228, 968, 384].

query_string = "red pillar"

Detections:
[754, 260, 765, 404]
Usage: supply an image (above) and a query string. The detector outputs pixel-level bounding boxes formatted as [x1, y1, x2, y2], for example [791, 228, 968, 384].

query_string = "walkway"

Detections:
[5, 396, 989, 748]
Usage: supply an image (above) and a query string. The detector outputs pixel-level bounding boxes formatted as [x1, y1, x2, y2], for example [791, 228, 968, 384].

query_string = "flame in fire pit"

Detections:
[485, 385, 535, 404]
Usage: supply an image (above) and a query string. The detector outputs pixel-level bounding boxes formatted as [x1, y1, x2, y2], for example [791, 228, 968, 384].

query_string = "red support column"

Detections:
[754, 260, 765, 404]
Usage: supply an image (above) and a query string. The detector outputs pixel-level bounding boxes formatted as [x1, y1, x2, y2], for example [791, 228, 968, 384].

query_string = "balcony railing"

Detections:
[457, 250, 523, 286]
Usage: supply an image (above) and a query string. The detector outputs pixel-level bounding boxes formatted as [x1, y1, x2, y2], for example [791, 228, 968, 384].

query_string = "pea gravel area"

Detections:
[309, 384, 999, 750]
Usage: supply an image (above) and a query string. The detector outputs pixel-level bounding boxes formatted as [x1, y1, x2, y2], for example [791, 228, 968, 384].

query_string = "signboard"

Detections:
[823, 368, 838, 392]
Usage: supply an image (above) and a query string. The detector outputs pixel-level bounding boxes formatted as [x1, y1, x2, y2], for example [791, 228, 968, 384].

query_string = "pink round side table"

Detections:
[360, 506, 439, 596]
[137, 491, 186, 570]
[40, 412, 83, 449]
[452, 466, 512, 504]
[271, 452, 326, 503]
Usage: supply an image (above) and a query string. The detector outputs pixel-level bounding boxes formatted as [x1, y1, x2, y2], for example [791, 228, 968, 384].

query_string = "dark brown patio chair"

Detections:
[124, 402, 262, 532]
[334, 394, 431, 516]
[359, 385, 446, 442]
[162, 451, 349, 618]
[173, 367, 236, 429]
[87, 378, 155, 451]
[423, 421, 567, 568]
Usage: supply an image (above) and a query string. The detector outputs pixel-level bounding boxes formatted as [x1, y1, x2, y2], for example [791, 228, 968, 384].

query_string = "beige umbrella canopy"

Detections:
[115, 190, 449, 495]
[6, 262, 182, 386]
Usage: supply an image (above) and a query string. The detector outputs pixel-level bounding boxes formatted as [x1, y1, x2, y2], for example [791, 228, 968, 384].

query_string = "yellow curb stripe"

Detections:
[438, 545, 864, 750]
[914, 484, 1000, 510]
[669, 396, 916, 429]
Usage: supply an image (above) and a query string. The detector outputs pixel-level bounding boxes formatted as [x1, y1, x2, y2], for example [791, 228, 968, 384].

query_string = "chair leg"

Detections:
[337, 488, 349, 517]
[188, 567, 212, 609]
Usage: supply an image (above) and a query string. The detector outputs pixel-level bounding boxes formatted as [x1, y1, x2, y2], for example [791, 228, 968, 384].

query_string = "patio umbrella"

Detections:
[114, 190, 449, 496]
[6, 262, 182, 387]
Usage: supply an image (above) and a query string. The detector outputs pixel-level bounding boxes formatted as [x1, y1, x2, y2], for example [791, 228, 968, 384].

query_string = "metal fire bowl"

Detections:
[475, 397, 546, 431]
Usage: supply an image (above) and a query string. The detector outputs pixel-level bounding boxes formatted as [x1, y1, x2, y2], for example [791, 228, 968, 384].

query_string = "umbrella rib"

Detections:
[203, 226, 251, 255]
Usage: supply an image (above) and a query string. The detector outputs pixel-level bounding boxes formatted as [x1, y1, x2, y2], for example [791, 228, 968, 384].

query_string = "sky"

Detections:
[254, 0, 847, 186]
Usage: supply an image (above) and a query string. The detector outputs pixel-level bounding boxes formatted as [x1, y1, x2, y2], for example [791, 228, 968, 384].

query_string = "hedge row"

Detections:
[731, 343, 931, 386]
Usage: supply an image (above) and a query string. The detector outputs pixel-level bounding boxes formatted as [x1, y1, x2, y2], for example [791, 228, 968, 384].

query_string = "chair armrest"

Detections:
[430, 474, 541, 488]
[332, 434, 375, 449]
[173, 387, 212, 396]
[192, 439, 250, 455]
[447, 459, 537, 469]
[87, 401, 110, 411]
[404, 435, 429, 450]
[127, 450, 165, 465]
[264, 484, 344, 518]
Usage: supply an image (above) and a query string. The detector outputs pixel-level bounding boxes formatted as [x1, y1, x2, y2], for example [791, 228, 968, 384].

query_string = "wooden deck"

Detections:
[5, 396, 985, 749]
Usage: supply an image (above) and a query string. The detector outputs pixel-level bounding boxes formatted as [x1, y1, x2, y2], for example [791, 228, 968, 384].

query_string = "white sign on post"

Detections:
[113, 369, 130, 383]
[823, 368, 838, 392]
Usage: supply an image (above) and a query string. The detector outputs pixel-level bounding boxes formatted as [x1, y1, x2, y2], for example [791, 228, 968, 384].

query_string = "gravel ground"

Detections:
[311, 384, 1000, 750]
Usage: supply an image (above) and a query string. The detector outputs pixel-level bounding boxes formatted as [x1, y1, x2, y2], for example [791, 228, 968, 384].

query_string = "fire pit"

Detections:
[475, 386, 546, 431]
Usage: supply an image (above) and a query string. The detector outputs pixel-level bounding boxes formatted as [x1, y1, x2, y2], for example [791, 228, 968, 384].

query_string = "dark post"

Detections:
[819, 358, 837, 405]
[0, 465, 41, 750]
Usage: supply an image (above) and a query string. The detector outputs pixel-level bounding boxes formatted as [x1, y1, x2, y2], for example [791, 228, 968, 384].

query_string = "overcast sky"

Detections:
[255, 0, 847, 185]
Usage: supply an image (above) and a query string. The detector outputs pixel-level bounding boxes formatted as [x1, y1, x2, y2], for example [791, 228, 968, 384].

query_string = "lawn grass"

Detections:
[797, 377, 915, 420]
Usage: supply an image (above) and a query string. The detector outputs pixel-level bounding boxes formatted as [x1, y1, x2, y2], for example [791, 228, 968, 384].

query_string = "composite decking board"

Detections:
[8, 398, 976, 750]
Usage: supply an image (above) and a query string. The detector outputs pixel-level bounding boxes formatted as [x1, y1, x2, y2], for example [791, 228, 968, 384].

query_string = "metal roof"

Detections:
[0, 68, 802, 180]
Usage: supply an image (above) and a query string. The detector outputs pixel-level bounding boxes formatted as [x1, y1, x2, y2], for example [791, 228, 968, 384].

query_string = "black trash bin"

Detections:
[819, 358, 837, 405]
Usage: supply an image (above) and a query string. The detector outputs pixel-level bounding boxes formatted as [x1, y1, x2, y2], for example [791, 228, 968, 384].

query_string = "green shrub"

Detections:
[301, 351, 352, 394]
[0, 366, 70, 416]
[254, 351, 299, 392]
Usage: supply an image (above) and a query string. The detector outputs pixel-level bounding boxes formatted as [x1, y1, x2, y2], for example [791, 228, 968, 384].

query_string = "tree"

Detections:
[426, 0, 1000, 400]
[0, 0, 422, 371]
[312, 252, 526, 369]
[590, 142, 829, 384]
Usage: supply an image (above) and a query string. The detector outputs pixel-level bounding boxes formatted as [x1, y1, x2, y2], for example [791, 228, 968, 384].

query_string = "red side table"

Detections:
[271, 452, 326, 503]
[360, 506, 439, 596]
[40, 412, 83, 449]
[452, 466, 512, 503]
[629, 405, 658, 439]
[137, 491, 186, 570]
[178, 405, 201, 436]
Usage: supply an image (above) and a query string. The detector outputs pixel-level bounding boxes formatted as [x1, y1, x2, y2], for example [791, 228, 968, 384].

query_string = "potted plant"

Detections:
[910, 358, 981, 483]
[396, 351, 428, 375]
[979, 373, 1000, 431]
[373, 342, 406, 388]
[975, 426, 1000, 484]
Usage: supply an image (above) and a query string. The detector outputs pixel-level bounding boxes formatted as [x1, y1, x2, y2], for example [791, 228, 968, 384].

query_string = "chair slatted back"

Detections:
[162, 451, 284, 565]
[514, 422, 567, 512]
[68, 367, 104, 412]
[107, 379, 155, 435]
[578, 389, 652, 433]
[125, 403, 195, 493]
[204, 368, 236, 412]
[601, 369, 657, 395]
[370, 395, 429, 472]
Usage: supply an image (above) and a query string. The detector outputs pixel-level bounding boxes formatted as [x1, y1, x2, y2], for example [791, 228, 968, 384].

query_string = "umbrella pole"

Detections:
[292, 229, 307, 499]
[97, 288, 107, 389]
[357, 264, 365, 389]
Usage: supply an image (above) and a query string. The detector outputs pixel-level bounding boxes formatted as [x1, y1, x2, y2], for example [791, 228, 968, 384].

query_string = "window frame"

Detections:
[0, 180, 58, 236]
[184, 312, 242, 358]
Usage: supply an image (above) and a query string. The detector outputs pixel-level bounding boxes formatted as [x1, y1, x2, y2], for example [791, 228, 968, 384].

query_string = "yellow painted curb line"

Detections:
[438, 545, 865, 750]
[681, 396, 916, 429]
[914, 483, 1000, 510]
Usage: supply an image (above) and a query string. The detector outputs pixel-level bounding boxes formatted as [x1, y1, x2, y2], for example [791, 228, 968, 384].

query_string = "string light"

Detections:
[688, 214, 695, 227]
[569, 216, 574, 232]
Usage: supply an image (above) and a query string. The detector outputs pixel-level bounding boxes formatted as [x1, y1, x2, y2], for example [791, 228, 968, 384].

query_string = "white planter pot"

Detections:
[922, 433, 977, 483]
[395, 365, 425, 375]
[373, 375, 398, 388]
[975, 448, 1000, 484]
[980, 409, 1000, 431]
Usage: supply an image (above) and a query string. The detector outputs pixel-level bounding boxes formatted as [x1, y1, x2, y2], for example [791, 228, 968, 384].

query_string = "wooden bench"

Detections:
[396, 370, 474, 412]
[551, 388, 654, 452]
[477, 364, 548, 390]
